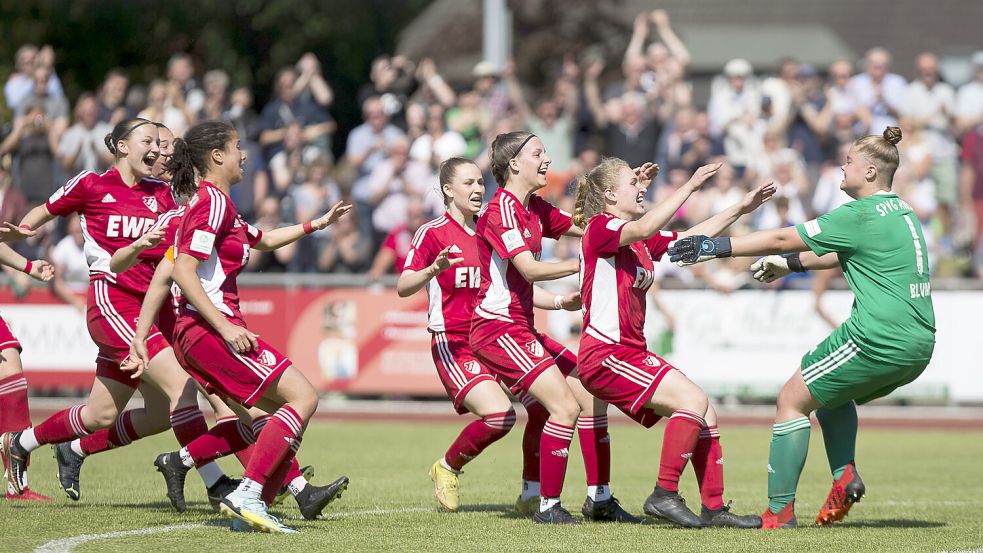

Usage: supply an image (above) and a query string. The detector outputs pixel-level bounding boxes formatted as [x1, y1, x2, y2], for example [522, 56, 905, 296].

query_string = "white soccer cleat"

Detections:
[220, 488, 300, 534]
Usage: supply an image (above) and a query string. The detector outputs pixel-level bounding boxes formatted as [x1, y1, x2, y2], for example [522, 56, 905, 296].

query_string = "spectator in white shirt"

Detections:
[956, 51, 983, 135]
[901, 52, 958, 206]
[50, 214, 89, 312]
[58, 93, 113, 175]
[848, 47, 907, 134]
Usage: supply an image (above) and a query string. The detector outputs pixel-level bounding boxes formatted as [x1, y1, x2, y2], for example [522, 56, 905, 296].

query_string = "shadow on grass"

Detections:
[835, 518, 946, 529]
[457, 503, 513, 514]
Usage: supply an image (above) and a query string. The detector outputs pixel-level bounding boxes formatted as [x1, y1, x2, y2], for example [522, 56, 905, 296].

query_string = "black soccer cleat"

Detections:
[54, 442, 85, 501]
[701, 502, 763, 528]
[643, 486, 705, 528]
[582, 496, 643, 523]
[0, 431, 27, 495]
[154, 451, 191, 512]
[296, 475, 349, 520]
[533, 502, 581, 525]
[207, 475, 241, 513]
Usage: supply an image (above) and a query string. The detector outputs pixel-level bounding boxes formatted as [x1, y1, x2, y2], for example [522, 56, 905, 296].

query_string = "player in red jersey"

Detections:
[573, 156, 774, 528]
[0, 119, 228, 503]
[397, 158, 580, 513]
[144, 120, 348, 533]
[0, 245, 55, 501]
[116, 212, 348, 523]
[472, 132, 637, 525]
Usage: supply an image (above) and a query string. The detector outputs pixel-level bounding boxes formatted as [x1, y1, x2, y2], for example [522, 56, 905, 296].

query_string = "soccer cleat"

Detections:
[428, 459, 460, 512]
[273, 465, 315, 507]
[207, 475, 241, 512]
[701, 502, 762, 528]
[582, 496, 642, 523]
[296, 476, 349, 520]
[221, 488, 299, 534]
[533, 502, 581, 525]
[815, 463, 866, 526]
[6, 487, 51, 501]
[54, 442, 84, 501]
[761, 501, 797, 529]
[154, 452, 191, 513]
[643, 486, 705, 528]
[0, 431, 27, 495]
[515, 495, 539, 516]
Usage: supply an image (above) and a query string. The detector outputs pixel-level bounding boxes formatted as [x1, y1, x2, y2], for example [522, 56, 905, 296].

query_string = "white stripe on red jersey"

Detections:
[579, 213, 676, 349]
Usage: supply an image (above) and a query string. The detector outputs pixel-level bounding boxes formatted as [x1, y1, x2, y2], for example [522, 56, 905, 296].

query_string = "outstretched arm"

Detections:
[510, 251, 579, 283]
[533, 286, 581, 311]
[619, 163, 720, 246]
[679, 182, 776, 238]
[254, 201, 351, 251]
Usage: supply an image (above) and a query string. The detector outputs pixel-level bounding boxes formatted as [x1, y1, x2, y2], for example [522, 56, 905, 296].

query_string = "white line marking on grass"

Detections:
[34, 507, 434, 552]
[35, 523, 201, 553]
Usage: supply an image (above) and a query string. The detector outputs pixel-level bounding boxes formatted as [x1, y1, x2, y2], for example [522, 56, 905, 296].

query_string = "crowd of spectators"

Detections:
[3, 11, 983, 289]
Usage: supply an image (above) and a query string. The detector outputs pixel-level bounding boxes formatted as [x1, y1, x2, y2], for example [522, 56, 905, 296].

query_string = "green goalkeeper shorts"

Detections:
[800, 326, 931, 408]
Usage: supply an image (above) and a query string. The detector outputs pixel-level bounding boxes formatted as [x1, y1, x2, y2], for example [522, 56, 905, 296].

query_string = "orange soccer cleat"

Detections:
[815, 463, 866, 526]
[760, 500, 797, 529]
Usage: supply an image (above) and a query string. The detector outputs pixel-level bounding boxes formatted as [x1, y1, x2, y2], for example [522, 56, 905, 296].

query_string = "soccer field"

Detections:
[4, 420, 982, 552]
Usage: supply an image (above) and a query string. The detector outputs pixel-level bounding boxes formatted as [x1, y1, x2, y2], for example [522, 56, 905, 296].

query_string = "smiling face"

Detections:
[608, 165, 647, 220]
[152, 126, 175, 180]
[119, 124, 160, 179]
[217, 130, 248, 185]
[443, 162, 485, 217]
[509, 136, 550, 190]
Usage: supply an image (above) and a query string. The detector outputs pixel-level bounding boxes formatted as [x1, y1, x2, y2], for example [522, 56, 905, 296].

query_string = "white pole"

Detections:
[482, 0, 511, 70]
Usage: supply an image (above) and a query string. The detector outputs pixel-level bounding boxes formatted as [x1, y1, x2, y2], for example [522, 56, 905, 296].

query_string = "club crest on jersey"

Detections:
[142, 196, 158, 212]
[257, 349, 276, 367]
[644, 356, 661, 367]
[464, 360, 480, 375]
[525, 340, 544, 358]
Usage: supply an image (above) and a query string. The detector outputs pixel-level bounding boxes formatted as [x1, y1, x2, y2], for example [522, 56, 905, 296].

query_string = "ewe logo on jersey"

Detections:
[454, 266, 479, 289]
[106, 215, 156, 238]
[525, 340, 544, 358]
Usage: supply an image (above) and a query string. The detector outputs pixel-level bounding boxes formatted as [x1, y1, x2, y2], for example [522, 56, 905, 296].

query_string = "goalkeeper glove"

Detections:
[667, 235, 732, 266]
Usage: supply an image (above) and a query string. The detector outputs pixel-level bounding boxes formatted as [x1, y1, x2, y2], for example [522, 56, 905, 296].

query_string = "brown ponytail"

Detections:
[489, 131, 534, 186]
[164, 120, 236, 198]
[572, 157, 629, 228]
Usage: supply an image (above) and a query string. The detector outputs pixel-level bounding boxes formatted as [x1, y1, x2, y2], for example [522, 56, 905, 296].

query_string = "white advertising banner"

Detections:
[2, 304, 98, 372]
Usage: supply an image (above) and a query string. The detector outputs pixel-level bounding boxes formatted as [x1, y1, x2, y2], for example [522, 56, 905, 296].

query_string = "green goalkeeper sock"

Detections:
[816, 401, 857, 479]
[767, 416, 811, 513]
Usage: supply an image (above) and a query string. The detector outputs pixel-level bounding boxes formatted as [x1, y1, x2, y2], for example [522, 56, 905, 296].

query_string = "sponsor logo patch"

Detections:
[189, 229, 216, 255]
[101, 193, 116, 203]
[501, 228, 524, 252]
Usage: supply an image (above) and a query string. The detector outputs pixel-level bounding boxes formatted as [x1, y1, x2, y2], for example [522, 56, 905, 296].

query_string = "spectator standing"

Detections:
[57, 93, 113, 175]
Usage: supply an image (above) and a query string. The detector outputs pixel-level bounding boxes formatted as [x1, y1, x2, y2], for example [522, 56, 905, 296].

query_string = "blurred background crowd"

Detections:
[2, 6, 983, 297]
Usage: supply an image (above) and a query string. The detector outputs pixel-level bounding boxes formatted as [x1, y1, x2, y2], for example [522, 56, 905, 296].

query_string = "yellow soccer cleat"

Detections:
[428, 459, 460, 512]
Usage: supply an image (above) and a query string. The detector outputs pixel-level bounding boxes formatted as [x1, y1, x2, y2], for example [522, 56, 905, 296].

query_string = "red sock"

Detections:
[691, 425, 724, 509]
[185, 415, 254, 466]
[577, 415, 610, 486]
[540, 420, 574, 499]
[169, 406, 208, 447]
[32, 405, 91, 446]
[261, 454, 300, 506]
[247, 415, 304, 490]
[520, 394, 548, 482]
[444, 409, 516, 471]
[657, 409, 705, 492]
[243, 406, 304, 485]
[235, 444, 254, 468]
[0, 374, 31, 433]
[79, 410, 138, 455]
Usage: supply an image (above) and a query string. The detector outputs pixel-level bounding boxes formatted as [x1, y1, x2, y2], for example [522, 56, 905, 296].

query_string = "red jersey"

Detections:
[403, 212, 480, 334]
[382, 226, 413, 273]
[473, 188, 572, 329]
[579, 213, 676, 349]
[45, 168, 177, 295]
[175, 182, 262, 322]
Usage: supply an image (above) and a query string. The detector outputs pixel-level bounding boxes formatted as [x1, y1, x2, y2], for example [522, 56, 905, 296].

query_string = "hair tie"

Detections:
[509, 134, 537, 161]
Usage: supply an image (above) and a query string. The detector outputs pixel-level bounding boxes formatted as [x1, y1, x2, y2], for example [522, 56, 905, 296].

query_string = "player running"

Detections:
[396, 157, 579, 513]
[0, 245, 55, 501]
[115, 206, 348, 522]
[574, 157, 771, 528]
[472, 131, 636, 525]
[0, 118, 229, 503]
[668, 127, 935, 528]
[139, 120, 348, 533]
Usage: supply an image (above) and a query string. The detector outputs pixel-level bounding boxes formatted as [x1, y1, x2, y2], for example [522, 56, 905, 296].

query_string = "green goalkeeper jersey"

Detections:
[796, 191, 936, 363]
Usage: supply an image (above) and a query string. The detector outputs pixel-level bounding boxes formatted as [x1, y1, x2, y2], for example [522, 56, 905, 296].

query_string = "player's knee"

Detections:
[290, 388, 319, 422]
[482, 407, 517, 436]
[548, 397, 580, 426]
[677, 390, 709, 419]
[84, 406, 120, 429]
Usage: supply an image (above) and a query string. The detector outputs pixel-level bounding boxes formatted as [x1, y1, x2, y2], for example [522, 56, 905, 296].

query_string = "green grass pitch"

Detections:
[4, 420, 982, 552]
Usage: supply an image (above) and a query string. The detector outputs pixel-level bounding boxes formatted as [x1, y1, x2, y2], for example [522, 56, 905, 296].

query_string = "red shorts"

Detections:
[174, 314, 291, 407]
[431, 331, 497, 414]
[87, 280, 169, 389]
[470, 321, 576, 394]
[0, 315, 21, 352]
[577, 336, 677, 428]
